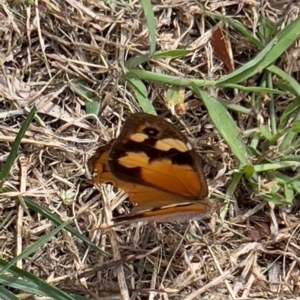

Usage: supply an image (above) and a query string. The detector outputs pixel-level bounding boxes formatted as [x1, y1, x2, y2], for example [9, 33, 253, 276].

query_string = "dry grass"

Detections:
[1, 0, 300, 299]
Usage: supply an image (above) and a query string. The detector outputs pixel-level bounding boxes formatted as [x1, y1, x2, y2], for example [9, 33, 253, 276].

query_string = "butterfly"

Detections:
[88, 112, 210, 225]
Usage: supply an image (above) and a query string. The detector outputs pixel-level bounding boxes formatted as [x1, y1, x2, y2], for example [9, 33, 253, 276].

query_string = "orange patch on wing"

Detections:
[117, 151, 202, 197]
[141, 159, 201, 197]
[129, 133, 149, 143]
[118, 151, 149, 168]
[124, 186, 191, 210]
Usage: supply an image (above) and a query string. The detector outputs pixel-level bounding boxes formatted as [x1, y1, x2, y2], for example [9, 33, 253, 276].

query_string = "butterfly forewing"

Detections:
[108, 113, 208, 199]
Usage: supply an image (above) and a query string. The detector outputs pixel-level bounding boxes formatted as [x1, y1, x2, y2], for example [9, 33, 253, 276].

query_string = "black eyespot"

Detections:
[143, 127, 159, 137]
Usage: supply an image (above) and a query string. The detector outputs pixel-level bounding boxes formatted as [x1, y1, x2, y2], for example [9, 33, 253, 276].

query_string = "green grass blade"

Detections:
[68, 79, 100, 115]
[0, 260, 89, 300]
[126, 69, 285, 96]
[191, 85, 248, 166]
[126, 0, 156, 69]
[126, 69, 211, 86]
[268, 65, 300, 98]
[204, 12, 262, 49]
[140, 0, 156, 54]
[0, 211, 13, 231]
[125, 53, 152, 69]
[126, 49, 191, 69]
[24, 197, 111, 257]
[253, 161, 299, 173]
[0, 106, 36, 182]
[152, 49, 192, 59]
[218, 17, 300, 84]
[0, 221, 70, 276]
[125, 76, 156, 114]
[0, 285, 18, 300]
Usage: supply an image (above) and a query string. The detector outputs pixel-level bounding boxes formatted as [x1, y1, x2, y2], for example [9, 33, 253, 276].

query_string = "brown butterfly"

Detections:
[88, 112, 210, 225]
